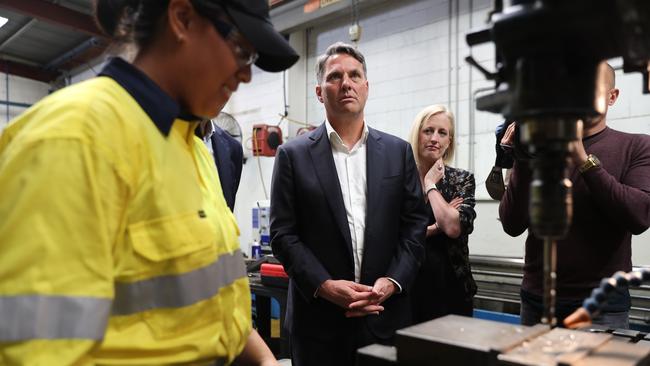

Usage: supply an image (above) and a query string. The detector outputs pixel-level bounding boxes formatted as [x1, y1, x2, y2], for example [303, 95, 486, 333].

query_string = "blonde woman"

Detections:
[408, 104, 477, 322]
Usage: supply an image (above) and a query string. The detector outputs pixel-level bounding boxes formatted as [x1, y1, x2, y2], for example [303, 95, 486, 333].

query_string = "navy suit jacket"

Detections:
[270, 123, 427, 340]
[210, 126, 243, 211]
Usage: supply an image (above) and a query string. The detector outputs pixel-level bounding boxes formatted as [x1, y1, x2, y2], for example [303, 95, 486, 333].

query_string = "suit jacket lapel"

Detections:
[365, 127, 384, 237]
[309, 124, 353, 258]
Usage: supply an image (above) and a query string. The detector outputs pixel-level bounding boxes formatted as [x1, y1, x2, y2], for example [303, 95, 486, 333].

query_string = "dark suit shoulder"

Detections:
[368, 127, 410, 150]
[212, 126, 232, 144]
[216, 126, 243, 152]
[278, 133, 312, 155]
[280, 124, 325, 153]
[370, 127, 405, 143]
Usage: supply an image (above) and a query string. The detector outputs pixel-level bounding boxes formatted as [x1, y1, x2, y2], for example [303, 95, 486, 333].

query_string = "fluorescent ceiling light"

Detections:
[0, 17, 7, 29]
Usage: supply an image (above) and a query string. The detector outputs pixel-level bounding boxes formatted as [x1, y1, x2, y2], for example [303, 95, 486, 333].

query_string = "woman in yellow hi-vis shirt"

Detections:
[0, 0, 298, 365]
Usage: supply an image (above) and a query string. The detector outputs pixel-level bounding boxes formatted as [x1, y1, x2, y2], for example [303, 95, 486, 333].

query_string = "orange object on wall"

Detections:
[252, 124, 283, 157]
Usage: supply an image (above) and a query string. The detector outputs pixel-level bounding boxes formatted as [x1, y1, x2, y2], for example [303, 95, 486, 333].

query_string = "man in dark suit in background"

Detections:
[198, 117, 243, 211]
[270, 42, 427, 366]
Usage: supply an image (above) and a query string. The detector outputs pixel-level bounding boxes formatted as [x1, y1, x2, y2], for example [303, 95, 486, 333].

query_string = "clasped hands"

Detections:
[318, 277, 396, 318]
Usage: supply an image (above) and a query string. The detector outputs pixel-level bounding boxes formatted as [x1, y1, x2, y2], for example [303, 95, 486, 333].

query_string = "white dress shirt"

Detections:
[325, 120, 368, 283]
[321, 121, 402, 294]
[200, 120, 217, 155]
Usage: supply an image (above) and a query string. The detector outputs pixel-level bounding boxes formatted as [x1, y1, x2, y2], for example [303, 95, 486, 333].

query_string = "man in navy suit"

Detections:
[270, 42, 427, 366]
[199, 118, 243, 212]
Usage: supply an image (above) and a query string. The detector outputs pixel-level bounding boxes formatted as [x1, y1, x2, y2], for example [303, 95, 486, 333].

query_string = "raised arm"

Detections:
[499, 161, 532, 237]
[427, 169, 476, 239]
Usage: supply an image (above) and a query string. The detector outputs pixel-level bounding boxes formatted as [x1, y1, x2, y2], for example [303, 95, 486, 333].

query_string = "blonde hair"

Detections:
[408, 104, 456, 168]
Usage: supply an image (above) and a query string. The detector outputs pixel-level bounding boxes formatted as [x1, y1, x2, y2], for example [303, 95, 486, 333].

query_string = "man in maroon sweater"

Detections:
[499, 62, 650, 328]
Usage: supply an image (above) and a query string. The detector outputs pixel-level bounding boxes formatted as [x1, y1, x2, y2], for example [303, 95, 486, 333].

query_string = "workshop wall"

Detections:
[226, 0, 516, 258]
[0, 73, 49, 130]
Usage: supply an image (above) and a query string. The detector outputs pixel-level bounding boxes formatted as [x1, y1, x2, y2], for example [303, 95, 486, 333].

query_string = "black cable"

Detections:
[276, 70, 288, 127]
[282, 70, 288, 117]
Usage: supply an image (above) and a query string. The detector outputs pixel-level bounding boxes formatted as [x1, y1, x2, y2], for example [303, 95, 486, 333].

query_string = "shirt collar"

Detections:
[202, 120, 216, 142]
[98, 57, 201, 136]
[583, 126, 609, 148]
[324, 119, 369, 150]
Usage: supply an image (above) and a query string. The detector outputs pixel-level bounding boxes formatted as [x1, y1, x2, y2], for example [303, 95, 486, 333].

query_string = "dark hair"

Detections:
[94, 0, 170, 48]
[315, 42, 367, 84]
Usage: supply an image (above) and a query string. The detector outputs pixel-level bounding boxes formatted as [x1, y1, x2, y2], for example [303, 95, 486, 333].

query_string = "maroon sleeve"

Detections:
[499, 161, 532, 237]
[582, 136, 650, 235]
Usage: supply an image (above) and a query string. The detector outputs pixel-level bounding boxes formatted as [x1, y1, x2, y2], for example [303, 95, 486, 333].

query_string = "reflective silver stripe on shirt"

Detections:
[0, 295, 111, 341]
[112, 249, 246, 316]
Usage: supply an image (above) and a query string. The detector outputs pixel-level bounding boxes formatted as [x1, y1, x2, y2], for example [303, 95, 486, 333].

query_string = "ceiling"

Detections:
[0, 0, 108, 83]
[0, 0, 369, 84]
[0, 0, 298, 84]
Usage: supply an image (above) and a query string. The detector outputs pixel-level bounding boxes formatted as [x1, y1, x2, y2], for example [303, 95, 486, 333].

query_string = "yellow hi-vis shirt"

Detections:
[0, 60, 251, 365]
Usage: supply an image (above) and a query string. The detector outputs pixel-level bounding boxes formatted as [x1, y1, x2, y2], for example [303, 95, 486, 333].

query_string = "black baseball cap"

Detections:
[213, 0, 299, 72]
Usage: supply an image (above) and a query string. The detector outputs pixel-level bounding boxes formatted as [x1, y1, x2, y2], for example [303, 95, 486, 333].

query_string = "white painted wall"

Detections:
[0, 73, 50, 131]
[224, 65, 287, 257]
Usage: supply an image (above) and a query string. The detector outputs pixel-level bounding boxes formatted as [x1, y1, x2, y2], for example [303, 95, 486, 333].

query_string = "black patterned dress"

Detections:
[411, 166, 477, 323]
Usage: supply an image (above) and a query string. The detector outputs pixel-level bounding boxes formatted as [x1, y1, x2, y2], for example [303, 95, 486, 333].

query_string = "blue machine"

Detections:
[252, 200, 271, 254]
